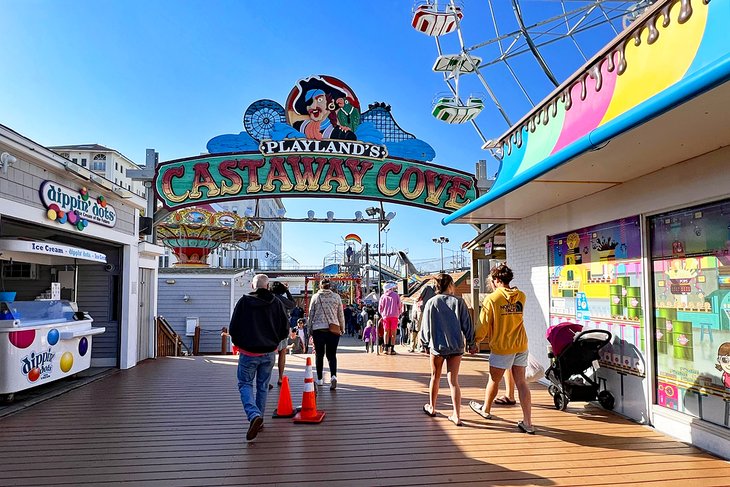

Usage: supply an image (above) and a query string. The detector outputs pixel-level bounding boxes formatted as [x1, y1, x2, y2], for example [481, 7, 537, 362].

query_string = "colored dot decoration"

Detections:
[28, 368, 41, 382]
[47, 328, 60, 346]
[60, 352, 74, 373]
[46, 190, 96, 231]
[8, 329, 35, 349]
[78, 337, 89, 356]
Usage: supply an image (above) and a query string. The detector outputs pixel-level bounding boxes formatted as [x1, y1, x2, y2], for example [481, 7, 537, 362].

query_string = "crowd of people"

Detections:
[227, 263, 534, 442]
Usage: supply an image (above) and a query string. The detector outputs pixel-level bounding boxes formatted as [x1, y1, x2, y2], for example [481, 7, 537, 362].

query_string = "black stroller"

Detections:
[545, 322, 615, 411]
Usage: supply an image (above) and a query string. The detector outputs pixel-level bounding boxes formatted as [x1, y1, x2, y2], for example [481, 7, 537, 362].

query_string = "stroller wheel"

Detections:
[598, 390, 615, 410]
[554, 392, 569, 411]
[547, 385, 558, 397]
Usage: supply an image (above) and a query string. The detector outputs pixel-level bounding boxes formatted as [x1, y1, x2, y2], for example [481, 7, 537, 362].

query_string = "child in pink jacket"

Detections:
[362, 320, 376, 353]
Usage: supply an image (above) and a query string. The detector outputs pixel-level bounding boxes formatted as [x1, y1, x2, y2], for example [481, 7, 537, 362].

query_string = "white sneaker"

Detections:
[330, 375, 337, 390]
[315, 378, 324, 386]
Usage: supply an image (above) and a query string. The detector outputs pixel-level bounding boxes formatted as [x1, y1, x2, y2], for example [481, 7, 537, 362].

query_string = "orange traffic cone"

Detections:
[293, 357, 325, 423]
[272, 375, 297, 418]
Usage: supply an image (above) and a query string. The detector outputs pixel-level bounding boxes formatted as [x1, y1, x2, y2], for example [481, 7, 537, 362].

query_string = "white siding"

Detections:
[504, 144, 730, 451]
[508, 146, 730, 366]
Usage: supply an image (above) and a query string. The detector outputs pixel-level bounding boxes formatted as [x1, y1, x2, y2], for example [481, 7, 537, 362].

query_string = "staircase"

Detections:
[156, 316, 190, 357]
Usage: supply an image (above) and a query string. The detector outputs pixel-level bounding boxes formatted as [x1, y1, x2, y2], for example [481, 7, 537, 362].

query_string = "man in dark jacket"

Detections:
[229, 274, 288, 441]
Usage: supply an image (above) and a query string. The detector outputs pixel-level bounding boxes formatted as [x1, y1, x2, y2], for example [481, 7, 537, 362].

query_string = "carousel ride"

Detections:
[412, 0, 658, 147]
[156, 206, 263, 267]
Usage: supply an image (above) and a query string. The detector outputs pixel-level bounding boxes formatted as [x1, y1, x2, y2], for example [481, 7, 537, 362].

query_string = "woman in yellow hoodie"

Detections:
[470, 264, 534, 434]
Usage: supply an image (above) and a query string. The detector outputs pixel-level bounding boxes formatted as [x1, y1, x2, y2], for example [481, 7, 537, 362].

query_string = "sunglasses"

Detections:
[719, 356, 730, 364]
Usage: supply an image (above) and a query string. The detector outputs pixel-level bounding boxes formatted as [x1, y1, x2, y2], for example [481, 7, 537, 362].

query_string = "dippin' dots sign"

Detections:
[40, 181, 117, 229]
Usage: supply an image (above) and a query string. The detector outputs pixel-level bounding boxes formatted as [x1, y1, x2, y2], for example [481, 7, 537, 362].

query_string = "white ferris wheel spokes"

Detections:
[412, 0, 658, 147]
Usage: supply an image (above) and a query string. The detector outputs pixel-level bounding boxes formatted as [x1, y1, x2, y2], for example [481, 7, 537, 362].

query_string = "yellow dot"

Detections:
[60, 352, 74, 373]
[47, 209, 57, 220]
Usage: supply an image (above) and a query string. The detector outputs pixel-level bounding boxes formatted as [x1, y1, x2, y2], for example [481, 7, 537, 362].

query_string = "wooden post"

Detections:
[193, 325, 201, 356]
[221, 327, 229, 354]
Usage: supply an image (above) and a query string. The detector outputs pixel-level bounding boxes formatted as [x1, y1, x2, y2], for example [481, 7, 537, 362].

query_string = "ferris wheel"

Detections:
[243, 99, 287, 142]
[412, 0, 658, 145]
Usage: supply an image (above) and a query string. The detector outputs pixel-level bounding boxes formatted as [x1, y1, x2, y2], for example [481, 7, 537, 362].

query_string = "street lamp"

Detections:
[432, 236, 450, 273]
[365, 205, 396, 293]
[383, 228, 390, 267]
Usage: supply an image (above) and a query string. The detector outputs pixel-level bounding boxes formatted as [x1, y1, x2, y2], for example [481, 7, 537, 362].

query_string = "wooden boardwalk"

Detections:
[0, 336, 728, 486]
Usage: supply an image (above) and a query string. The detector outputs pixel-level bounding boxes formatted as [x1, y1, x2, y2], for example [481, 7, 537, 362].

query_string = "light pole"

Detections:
[366, 204, 396, 293]
[383, 228, 390, 267]
[432, 236, 449, 273]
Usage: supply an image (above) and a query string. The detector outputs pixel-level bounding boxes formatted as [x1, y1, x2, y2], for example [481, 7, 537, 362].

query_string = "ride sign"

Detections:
[155, 152, 476, 214]
[154, 74, 477, 213]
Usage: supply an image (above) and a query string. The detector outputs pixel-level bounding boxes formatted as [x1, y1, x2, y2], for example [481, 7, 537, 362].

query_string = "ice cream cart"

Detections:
[0, 238, 107, 401]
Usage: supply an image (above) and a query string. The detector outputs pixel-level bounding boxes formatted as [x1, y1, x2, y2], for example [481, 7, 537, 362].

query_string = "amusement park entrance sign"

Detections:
[155, 150, 475, 214]
[153, 75, 477, 214]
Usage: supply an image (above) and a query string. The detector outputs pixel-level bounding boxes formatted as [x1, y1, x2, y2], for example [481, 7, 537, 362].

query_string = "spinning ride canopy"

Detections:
[156, 207, 263, 267]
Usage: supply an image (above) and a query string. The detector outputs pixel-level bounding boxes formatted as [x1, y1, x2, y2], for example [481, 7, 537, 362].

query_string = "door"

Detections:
[137, 268, 154, 361]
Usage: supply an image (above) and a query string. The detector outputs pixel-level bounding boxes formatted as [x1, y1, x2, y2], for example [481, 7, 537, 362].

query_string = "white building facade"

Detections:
[446, 1, 730, 459]
[1, 125, 163, 372]
[49, 144, 146, 198]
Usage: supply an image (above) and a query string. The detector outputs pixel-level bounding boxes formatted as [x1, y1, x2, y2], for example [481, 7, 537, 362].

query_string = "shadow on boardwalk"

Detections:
[0, 336, 728, 486]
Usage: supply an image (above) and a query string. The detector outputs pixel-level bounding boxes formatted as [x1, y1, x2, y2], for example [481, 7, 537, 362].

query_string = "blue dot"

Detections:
[47, 329, 60, 346]
[79, 337, 89, 356]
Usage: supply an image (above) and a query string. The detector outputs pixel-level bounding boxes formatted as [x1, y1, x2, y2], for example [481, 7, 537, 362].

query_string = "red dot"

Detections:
[28, 368, 40, 382]
[9, 330, 35, 349]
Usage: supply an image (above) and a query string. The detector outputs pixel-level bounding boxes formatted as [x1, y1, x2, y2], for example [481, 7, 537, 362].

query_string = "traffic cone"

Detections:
[272, 375, 297, 418]
[293, 357, 326, 423]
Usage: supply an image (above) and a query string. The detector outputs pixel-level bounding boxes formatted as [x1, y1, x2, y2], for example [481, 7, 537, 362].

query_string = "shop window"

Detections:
[1, 262, 37, 280]
[548, 216, 645, 376]
[649, 199, 730, 428]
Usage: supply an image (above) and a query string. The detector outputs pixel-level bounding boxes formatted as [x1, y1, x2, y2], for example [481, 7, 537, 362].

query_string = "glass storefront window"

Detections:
[650, 199, 730, 428]
[548, 216, 645, 376]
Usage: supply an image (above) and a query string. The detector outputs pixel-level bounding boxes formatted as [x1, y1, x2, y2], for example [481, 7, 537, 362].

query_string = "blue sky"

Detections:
[0, 1, 625, 270]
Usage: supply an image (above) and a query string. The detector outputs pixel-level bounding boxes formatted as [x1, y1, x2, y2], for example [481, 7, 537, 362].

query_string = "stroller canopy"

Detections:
[546, 322, 584, 356]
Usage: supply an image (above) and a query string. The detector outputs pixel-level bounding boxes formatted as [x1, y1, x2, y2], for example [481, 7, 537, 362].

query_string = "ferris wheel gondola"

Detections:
[412, 2, 463, 36]
[416, 0, 658, 147]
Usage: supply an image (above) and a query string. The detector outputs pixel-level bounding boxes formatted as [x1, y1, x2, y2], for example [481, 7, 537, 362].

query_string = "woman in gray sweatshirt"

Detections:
[419, 273, 475, 426]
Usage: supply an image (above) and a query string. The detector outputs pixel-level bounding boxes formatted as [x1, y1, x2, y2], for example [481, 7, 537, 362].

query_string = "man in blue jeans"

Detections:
[228, 274, 289, 441]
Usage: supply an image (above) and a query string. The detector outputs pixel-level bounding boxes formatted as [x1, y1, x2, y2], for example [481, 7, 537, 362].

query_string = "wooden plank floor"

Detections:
[1, 336, 728, 486]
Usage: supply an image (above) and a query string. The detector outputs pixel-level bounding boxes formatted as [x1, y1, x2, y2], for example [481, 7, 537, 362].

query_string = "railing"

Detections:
[191, 325, 232, 355]
[156, 316, 190, 357]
